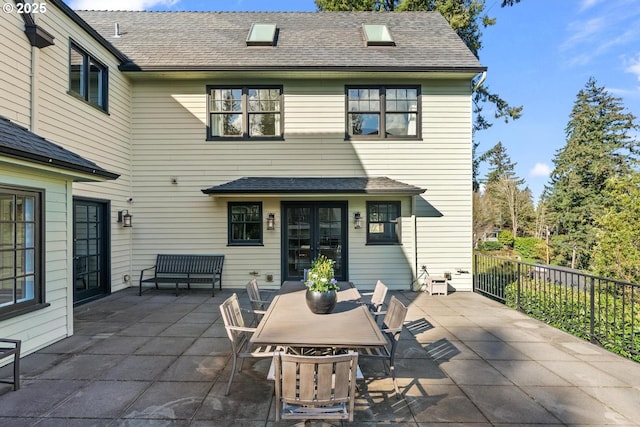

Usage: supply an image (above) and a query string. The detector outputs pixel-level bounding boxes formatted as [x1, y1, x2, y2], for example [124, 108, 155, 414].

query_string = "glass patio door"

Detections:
[73, 199, 110, 304]
[283, 202, 347, 282]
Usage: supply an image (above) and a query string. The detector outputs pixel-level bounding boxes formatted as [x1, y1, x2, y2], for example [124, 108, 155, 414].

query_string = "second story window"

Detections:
[347, 86, 419, 139]
[69, 42, 108, 112]
[208, 86, 283, 140]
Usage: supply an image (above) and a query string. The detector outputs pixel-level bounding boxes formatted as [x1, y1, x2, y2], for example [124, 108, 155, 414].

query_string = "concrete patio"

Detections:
[1, 287, 639, 426]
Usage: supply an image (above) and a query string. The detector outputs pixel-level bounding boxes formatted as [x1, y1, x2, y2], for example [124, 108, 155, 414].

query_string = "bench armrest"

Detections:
[139, 265, 156, 278]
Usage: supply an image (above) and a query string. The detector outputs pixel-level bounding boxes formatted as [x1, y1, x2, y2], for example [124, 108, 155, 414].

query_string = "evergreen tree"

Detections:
[591, 173, 640, 282]
[546, 77, 639, 269]
[482, 141, 521, 185]
[480, 141, 534, 236]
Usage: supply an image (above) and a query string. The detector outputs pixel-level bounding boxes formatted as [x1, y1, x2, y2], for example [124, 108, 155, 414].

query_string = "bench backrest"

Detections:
[155, 254, 224, 275]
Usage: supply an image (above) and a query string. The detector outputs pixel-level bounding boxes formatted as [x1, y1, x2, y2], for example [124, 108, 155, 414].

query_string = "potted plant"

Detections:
[304, 255, 339, 314]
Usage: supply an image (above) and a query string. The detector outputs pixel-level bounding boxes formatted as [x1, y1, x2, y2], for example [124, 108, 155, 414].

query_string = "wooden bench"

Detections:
[139, 254, 224, 296]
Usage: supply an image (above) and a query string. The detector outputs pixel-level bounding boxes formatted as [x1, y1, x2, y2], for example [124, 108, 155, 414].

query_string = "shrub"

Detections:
[478, 241, 503, 251]
[514, 237, 541, 259]
[498, 230, 515, 247]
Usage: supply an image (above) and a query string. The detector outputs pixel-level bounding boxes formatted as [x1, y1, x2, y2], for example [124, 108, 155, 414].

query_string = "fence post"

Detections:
[517, 262, 521, 311]
[589, 276, 596, 344]
[473, 253, 477, 292]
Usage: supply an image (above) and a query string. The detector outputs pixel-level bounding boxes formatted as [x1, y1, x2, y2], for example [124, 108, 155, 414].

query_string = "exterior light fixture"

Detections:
[354, 212, 362, 229]
[266, 213, 275, 230]
[118, 210, 132, 227]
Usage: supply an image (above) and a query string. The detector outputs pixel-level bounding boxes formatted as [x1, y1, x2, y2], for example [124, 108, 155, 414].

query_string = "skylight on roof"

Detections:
[246, 23, 277, 46]
[362, 24, 395, 46]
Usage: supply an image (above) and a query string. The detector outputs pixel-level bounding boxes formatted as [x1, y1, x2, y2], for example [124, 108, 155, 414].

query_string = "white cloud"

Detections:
[579, 0, 604, 12]
[68, 0, 178, 11]
[530, 163, 551, 178]
[625, 54, 640, 81]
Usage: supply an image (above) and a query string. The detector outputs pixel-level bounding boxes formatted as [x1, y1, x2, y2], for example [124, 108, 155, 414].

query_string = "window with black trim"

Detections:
[69, 42, 108, 111]
[366, 201, 400, 244]
[0, 186, 45, 319]
[208, 86, 282, 139]
[228, 202, 263, 245]
[346, 86, 419, 138]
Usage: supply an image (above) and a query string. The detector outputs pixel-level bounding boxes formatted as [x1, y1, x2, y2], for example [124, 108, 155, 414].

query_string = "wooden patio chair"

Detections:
[0, 338, 21, 391]
[219, 293, 282, 395]
[355, 295, 408, 397]
[245, 278, 274, 325]
[273, 350, 359, 423]
[359, 280, 388, 317]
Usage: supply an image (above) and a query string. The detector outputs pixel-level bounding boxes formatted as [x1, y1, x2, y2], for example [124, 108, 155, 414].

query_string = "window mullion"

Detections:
[242, 88, 249, 139]
[380, 88, 386, 139]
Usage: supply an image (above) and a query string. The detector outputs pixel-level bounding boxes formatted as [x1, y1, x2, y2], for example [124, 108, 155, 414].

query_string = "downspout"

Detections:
[472, 71, 487, 92]
[30, 44, 38, 132]
[413, 195, 418, 290]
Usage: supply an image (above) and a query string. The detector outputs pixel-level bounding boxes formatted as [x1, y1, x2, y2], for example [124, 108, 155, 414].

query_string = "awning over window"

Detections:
[202, 177, 425, 196]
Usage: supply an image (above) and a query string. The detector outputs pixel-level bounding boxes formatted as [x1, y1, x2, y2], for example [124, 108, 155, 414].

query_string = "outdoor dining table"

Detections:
[250, 281, 387, 350]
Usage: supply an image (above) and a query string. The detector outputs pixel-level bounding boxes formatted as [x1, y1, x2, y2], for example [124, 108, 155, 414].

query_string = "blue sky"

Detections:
[68, 0, 640, 201]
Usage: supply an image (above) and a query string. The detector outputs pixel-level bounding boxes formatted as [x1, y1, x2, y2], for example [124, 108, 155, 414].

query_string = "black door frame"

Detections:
[281, 201, 348, 282]
[73, 197, 111, 305]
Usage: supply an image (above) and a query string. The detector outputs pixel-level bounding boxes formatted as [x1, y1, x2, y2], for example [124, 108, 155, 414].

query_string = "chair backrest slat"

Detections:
[383, 295, 408, 332]
[371, 280, 388, 310]
[275, 350, 358, 418]
[246, 279, 261, 305]
[220, 293, 247, 345]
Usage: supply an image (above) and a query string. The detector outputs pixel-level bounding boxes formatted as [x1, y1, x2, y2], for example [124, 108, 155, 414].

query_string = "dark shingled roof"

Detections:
[75, 11, 485, 72]
[202, 177, 425, 195]
[0, 116, 119, 181]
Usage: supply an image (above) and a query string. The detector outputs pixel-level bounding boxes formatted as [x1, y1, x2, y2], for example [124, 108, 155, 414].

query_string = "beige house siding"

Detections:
[129, 77, 473, 291]
[0, 164, 74, 357]
[0, 12, 34, 127]
[2, 8, 135, 293]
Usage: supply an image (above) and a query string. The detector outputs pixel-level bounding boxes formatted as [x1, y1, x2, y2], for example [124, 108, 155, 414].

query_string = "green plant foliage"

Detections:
[498, 230, 514, 247]
[505, 277, 640, 363]
[591, 173, 640, 283]
[304, 255, 340, 292]
[478, 241, 503, 251]
[546, 78, 639, 269]
[514, 237, 540, 259]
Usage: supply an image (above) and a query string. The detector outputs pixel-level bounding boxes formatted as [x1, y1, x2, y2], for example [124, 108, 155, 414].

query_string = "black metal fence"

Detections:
[474, 253, 640, 362]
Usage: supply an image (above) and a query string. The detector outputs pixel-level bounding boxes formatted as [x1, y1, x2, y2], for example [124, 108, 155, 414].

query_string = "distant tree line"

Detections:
[476, 78, 640, 284]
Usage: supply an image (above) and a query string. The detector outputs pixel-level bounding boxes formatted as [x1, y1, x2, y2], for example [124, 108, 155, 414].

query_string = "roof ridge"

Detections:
[74, 10, 434, 14]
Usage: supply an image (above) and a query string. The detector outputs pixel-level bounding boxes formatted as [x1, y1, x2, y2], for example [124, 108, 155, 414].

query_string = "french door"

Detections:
[282, 202, 347, 282]
[73, 199, 110, 304]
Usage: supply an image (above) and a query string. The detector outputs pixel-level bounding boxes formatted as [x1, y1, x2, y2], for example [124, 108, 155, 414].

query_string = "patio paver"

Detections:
[1, 287, 639, 426]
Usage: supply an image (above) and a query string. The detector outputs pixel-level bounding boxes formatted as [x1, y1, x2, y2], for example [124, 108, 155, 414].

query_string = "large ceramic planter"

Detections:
[305, 289, 337, 314]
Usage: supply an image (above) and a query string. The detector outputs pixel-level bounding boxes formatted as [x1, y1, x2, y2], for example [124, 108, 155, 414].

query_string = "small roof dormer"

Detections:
[246, 23, 277, 46]
[362, 24, 395, 46]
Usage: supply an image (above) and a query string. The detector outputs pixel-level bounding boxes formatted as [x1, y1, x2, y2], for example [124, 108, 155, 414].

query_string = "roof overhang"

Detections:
[0, 151, 119, 182]
[202, 177, 425, 197]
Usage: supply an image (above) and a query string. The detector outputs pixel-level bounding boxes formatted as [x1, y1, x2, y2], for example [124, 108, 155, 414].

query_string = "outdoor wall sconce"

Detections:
[266, 213, 275, 230]
[118, 210, 132, 227]
[354, 212, 362, 229]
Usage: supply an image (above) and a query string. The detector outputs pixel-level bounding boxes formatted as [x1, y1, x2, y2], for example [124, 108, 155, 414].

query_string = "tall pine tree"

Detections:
[546, 78, 639, 269]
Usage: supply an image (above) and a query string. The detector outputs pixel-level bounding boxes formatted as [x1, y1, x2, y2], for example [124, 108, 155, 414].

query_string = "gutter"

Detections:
[0, 148, 120, 181]
[120, 63, 488, 73]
